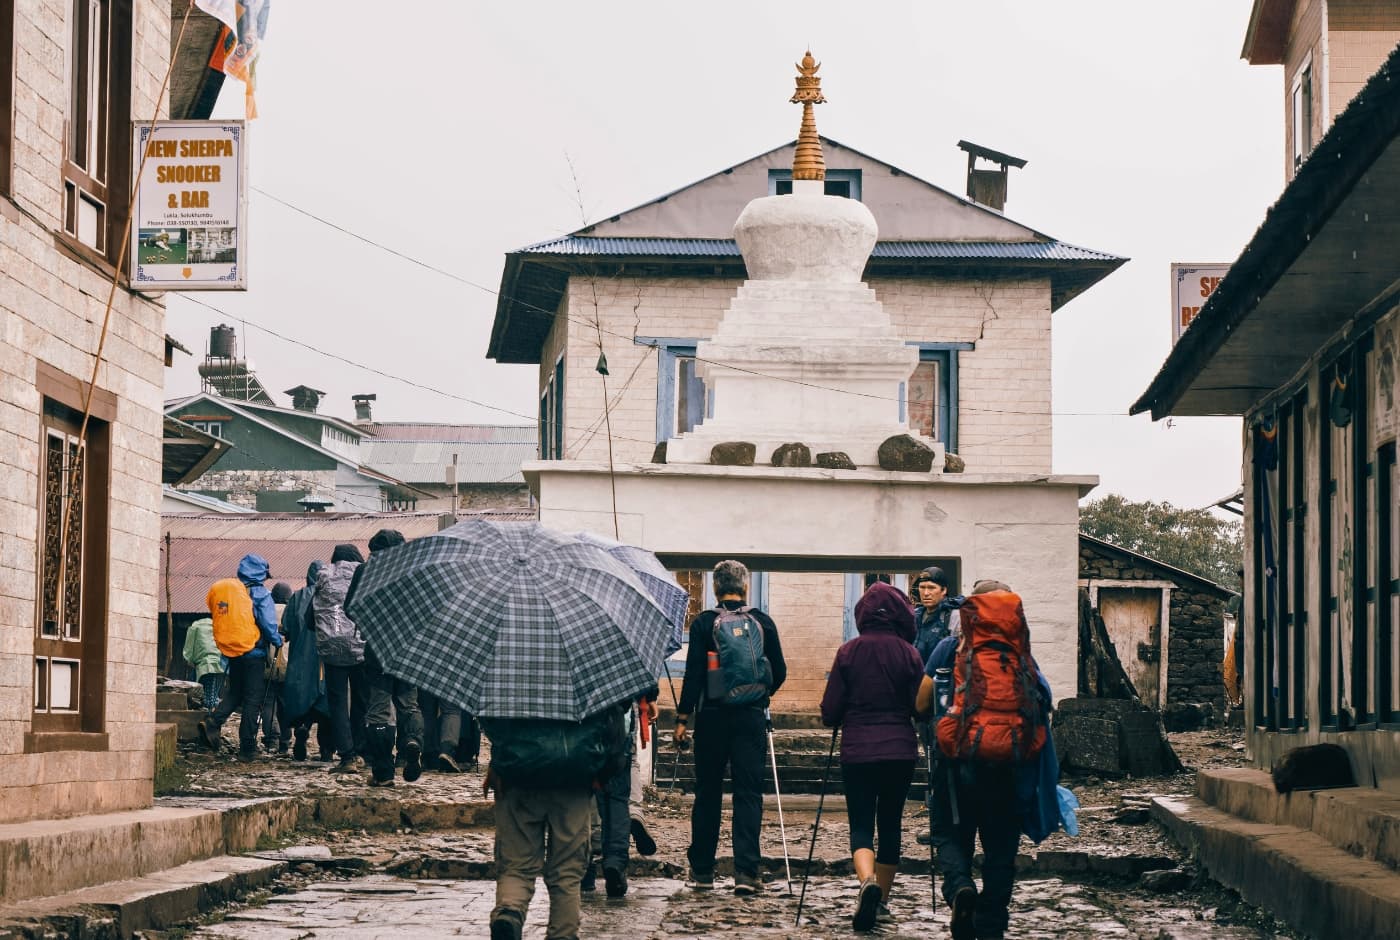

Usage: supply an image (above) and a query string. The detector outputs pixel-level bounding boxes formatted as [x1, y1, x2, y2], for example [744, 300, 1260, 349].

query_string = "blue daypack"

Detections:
[706, 606, 772, 707]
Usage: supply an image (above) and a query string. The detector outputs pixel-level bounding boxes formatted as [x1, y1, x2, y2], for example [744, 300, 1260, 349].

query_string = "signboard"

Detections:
[1170, 263, 1231, 345]
[131, 121, 247, 290]
[1376, 306, 1399, 445]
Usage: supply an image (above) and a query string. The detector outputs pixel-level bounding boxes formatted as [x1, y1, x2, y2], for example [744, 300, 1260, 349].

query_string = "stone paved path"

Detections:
[186, 872, 1298, 939]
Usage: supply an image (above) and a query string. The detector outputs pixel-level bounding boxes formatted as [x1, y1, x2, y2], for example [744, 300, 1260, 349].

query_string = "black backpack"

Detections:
[482, 704, 629, 788]
[705, 606, 773, 706]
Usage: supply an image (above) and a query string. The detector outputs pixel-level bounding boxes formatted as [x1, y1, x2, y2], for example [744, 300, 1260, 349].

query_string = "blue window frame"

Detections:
[638, 337, 712, 443]
[898, 342, 971, 451]
[539, 355, 565, 459]
[842, 573, 910, 642]
[768, 168, 863, 200]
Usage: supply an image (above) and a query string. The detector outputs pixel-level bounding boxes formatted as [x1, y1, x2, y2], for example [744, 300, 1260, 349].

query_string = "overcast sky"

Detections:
[162, 1, 1283, 511]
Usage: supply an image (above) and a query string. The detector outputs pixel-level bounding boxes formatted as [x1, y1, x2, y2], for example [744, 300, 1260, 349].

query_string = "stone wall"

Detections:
[1079, 541, 1227, 715]
[0, 0, 171, 822]
[179, 468, 339, 510]
[553, 275, 1054, 474]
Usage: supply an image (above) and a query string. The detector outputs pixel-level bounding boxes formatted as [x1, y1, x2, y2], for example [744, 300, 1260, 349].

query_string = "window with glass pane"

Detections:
[63, 0, 131, 262]
[675, 355, 705, 435]
[39, 428, 85, 639]
[908, 360, 940, 440]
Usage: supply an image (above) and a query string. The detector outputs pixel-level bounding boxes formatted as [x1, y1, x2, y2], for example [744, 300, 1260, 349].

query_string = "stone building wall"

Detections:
[0, 0, 172, 823]
[1079, 541, 1227, 715]
[179, 468, 339, 510]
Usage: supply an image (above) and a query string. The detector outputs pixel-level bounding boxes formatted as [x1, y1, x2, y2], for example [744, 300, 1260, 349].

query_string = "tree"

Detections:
[1079, 494, 1242, 591]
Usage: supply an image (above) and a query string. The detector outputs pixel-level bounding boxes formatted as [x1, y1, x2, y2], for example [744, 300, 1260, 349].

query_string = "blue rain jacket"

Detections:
[236, 554, 283, 659]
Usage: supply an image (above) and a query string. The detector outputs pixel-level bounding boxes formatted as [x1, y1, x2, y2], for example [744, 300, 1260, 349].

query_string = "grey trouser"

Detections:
[493, 785, 591, 940]
[629, 740, 645, 821]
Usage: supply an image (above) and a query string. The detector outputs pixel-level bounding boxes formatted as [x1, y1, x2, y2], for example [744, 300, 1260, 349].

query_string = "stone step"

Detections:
[1195, 767, 1400, 871]
[158, 707, 206, 742]
[0, 854, 284, 936]
[157, 691, 191, 710]
[1151, 794, 1400, 940]
[0, 797, 299, 906]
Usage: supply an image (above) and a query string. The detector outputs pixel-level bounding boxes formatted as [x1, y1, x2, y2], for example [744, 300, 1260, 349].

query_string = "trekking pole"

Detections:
[795, 727, 839, 927]
[764, 707, 793, 894]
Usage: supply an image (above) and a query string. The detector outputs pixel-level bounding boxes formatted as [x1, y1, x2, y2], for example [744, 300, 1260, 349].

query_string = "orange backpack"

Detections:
[936, 590, 1046, 763]
[207, 578, 260, 657]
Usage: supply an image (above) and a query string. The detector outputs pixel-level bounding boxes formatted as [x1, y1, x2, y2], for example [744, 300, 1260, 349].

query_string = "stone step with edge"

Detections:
[1195, 767, 1400, 871]
[0, 854, 284, 937]
[1151, 793, 1400, 940]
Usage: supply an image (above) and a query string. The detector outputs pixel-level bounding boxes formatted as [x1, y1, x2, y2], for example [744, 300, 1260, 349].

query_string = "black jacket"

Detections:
[678, 600, 786, 714]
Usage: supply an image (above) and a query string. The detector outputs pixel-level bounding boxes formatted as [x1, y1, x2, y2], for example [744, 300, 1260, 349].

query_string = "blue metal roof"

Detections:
[516, 235, 1122, 263]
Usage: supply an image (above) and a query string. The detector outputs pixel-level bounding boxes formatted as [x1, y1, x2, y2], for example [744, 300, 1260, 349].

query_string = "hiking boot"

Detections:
[852, 879, 882, 932]
[368, 777, 395, 788]
[329, 759, 360, 775]
[950, 885, 977, 940]
[580, 862, 597, 892]
[630, 817, 657, 856]
[876, 902, 893, 922]
[236, 750, 258, 764]
[733, 871, 762, 896]
[196, 719, 220, 752]
[603, 865, 628, 898]
[436, 753, 462, 773]
[489, 910, 523, 940]
[403, 742, 423, 783]
[292, 740, 308, 762]
[689, 869, 714, 891]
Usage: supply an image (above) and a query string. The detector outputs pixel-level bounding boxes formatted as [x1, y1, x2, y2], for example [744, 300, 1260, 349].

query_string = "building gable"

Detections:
[579, 137, 1048, 243]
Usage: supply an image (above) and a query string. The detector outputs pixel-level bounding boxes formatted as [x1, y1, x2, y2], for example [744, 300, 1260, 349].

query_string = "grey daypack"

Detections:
[705, 606, 772, 707]
[312, 560, 365, 667]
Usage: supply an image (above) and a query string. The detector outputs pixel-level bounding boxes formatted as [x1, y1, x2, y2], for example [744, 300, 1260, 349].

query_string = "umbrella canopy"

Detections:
[574, 530, 688, 655]
[346, 520, 672, 721]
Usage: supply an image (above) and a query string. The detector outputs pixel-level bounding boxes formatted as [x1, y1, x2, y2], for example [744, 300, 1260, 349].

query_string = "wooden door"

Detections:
[1097, 587, 1163, 707]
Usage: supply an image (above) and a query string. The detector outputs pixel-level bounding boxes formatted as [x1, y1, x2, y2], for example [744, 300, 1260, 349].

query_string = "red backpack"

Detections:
[936, 590, 1046, 763]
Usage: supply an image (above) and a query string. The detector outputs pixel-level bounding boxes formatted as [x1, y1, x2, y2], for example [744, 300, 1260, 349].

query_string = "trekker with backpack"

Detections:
[484, 701, 632, 940]
[912, 566, 963, 666]
[819, 581, 925, 931]
[314, 543, 369, 775]
[345, 528, 425, 787]
[674, 560, 787, 896]
[198, 554, 284, 762]
[281, 560, 333, 762]
[916, 580, 1049, 940]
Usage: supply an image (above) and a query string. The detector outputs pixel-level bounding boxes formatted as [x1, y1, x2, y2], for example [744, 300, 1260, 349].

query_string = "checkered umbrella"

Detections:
[574, 531, 688, 656]
[346, 520, 673, 722]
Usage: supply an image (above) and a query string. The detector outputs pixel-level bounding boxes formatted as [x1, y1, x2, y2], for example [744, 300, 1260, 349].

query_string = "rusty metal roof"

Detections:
[158, 509, 537, 613]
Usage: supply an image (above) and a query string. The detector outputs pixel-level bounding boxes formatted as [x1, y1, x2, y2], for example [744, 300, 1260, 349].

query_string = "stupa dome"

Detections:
[734, 189, 877, 283]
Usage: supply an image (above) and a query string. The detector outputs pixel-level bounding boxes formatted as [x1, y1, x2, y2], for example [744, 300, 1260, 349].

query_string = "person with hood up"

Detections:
[315, 543, 369, 775]
[820, 581, 925, 931]
[281, 561, 332, 762]
[181, 616, 225, 711]
[198, 554, 284, 762]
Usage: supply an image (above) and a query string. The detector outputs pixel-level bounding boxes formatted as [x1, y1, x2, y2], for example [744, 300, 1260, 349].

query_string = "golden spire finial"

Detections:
[790, 50, 826, 182]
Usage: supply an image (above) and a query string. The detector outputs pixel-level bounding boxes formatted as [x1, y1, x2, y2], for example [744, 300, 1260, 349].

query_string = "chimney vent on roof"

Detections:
[286, 385, 325, 413]
[297, 494, 335, 513]
[352, 393, 377, 423]
[957, 140, 1028, 213]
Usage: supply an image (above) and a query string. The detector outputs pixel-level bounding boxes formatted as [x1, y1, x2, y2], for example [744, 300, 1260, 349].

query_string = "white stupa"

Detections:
[664, 52, 941, 469]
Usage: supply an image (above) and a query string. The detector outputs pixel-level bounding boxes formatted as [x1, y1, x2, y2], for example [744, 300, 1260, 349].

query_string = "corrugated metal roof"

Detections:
[360, 439, 537, 484]
[366, 423, 535, 443]
[158, 510, 537, 613]
[516, 236, 1123, 263]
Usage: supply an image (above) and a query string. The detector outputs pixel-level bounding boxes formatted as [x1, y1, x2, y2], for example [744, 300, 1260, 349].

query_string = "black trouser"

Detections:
[208, 655, 267, 756]
[294, 713, 330, 757]
[364, 651, 423, 779]
[323, 662, 368, 760]
[595, 762, 632, 871]
[457, 712, 481, 763]
[843, 759, 916, 865]
[930, 760, 1021, 938]
[688, 705, 766, 877]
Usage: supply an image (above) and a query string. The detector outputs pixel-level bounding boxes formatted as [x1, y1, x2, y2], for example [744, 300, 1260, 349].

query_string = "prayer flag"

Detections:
[204, 1, 269, 119]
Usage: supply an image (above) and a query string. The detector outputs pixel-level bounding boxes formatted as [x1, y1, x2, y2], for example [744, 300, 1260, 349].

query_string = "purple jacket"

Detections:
[819, 583, 924, 765]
